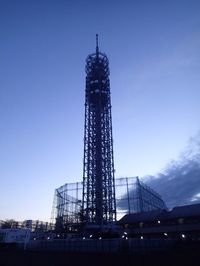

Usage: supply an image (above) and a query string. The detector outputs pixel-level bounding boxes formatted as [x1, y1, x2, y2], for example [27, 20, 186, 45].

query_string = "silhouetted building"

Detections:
[118, 203, 200, 239]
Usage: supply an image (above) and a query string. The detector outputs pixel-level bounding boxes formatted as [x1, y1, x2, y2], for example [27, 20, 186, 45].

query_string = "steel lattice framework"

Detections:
[82, 35, 116, 225]
[51, 177, 168, 229]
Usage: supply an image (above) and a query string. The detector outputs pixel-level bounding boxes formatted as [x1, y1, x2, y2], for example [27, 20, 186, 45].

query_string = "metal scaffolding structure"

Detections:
[116, 177, 167, 219]
[82, 35, 116, 225]
[51, 37, 167, 232]
[51, 182, 82, 232]
[51, 177, 167, 230]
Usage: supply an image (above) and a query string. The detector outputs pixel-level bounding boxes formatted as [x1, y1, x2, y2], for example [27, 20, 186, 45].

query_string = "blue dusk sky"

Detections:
[0, 0, 200, 221]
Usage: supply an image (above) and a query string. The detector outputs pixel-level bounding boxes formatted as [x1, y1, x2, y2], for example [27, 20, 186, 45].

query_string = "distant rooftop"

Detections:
[118, 203, 200, 224]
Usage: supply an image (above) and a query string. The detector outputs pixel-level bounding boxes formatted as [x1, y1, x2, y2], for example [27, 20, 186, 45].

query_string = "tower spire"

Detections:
[96, 34, 99, 55]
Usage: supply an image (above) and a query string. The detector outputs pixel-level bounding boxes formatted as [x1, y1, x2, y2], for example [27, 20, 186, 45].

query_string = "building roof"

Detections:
[118, 209, 167, 224]
[168, 203, 200, 219]
[118, 203, 200, 224]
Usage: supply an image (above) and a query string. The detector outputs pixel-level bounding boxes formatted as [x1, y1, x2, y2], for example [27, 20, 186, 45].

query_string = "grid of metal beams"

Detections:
[82, 36, 116, 225]
[51, 177, 167, 229]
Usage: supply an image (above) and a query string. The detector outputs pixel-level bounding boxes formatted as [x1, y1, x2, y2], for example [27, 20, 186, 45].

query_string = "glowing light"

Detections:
[181, 234, 185, 238]
[140, 236, 143, 239]
[157, 220, 161, 224]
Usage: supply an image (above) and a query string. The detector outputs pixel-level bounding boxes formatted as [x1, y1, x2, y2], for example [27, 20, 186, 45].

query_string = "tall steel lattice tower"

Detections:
[82, 35, 116, 226]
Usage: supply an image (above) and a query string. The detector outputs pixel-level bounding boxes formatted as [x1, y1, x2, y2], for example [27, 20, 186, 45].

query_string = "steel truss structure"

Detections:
[51, 177, 167, 230]
[51, 182, 82, 232]
[116, 177, 167, 218]
[82, 35, 116, 225]
[51, 37, 167, 231]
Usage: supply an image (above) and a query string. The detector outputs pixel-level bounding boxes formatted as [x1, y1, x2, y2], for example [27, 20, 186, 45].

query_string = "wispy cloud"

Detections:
[145, 132, 200, 209]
